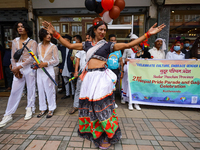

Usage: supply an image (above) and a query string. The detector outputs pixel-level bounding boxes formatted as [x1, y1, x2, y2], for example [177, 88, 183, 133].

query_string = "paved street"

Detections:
[0, 93, 199, 150]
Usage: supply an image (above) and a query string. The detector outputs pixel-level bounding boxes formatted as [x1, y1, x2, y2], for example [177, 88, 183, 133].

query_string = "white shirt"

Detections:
[166, 51, 185, 60]
[122, 48, 133, 63]
[38, 42, 59, 67]
[149, 47, 165, 59]
[75, 50, 86, 71]
[62, 48, 71, 77]
[131, 53, 136, 59]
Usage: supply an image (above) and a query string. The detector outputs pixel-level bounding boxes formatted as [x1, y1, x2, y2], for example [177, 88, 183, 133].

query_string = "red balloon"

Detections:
[109, 6, 120, 19]
[101, 0, 114, 11]
[114, 0, 125, 11]
[93, 17, 102, 25]
[99, 9, 107, 17]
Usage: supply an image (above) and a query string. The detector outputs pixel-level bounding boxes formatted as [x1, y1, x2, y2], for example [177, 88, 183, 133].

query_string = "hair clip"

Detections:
[93, 21, 100, 26]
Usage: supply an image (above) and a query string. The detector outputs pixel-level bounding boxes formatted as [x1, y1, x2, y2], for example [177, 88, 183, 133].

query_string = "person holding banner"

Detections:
[166, 41, 185, 59]
[42, 20, 165, 149]
[122, 34, 142, 111]
[107, 34, 124, 109]
[0, 22, 37, 127]
[182, 39, 192, 59]
[36, 28, 59, 118]
[149, 38, 166, 59]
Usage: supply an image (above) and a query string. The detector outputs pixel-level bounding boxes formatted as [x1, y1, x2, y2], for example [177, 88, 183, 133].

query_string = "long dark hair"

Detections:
[190, 36, 200, 58]
[89, 21, 108, 39]
[13, 21, 33, 37]
[39, 28, 51, 41]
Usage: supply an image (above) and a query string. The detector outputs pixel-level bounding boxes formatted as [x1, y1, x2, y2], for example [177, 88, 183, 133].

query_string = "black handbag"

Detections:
[13, 38, 31, 60]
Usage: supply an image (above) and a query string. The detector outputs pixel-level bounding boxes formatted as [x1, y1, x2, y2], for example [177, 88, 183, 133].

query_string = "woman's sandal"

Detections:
[102, 140, 109, 144]
[46, 111, 53, 118]
[99, 143, 111, 149]
[37, 110, 47, 118]
[69, 107, 78, 114]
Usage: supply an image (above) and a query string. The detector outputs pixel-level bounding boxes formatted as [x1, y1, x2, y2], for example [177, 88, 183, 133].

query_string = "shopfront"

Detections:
[32, 0, 151, 42]
[169, 10, 200, 47]
[0, 0, 28, 88]
[159, 2, 200, 50]
[37, 14, 146, 42]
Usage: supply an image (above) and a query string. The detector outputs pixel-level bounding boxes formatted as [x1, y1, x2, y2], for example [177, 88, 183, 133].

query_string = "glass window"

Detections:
[169, 10, 200, 50]
[175, 15, 183, 22]
[54, 26, 60, 33]
[184, 15, 190, 22]
[38, 14, 145, 41]
[61, 23, 69, 34]
[86, 24, 93, 30]
[124, 16, 131, 22]
[62, 25, 66, 33]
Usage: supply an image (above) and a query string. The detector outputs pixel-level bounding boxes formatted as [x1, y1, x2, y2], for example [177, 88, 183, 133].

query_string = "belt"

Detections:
[87, 67, 106, 72]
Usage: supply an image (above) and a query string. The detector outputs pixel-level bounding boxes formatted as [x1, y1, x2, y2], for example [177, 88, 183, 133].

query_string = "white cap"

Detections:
[155, 38, 166, 51]
[129, 33, 138, 40]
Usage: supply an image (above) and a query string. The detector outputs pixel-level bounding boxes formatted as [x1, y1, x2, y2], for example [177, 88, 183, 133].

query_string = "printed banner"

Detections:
[128, 59, 200, 108]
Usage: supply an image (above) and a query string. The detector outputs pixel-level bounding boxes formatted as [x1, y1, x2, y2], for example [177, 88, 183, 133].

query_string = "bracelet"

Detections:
[145, 31, 151, 39]
[53, 31, 61, 39]
[145, 33, 148, 39]
[147, 31, 151, 38]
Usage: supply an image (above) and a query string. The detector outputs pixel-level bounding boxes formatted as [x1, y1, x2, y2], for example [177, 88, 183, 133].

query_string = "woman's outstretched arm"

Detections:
[42, 21, 83, 50]
[113, 23, 166, 51]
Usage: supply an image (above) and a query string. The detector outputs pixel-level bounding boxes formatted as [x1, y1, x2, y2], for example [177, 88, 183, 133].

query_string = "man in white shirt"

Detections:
[122, 33, 141, 111]
[60, 35, 75, 99]
[0, 21, 37, 127]
[68, 34, 91, 114]
[149, 38, 166, 59]
[166, 41, 185, 59]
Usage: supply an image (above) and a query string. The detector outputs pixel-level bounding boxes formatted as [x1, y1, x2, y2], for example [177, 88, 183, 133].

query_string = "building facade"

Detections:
[32, 0, 151, 42]
[0, 0, 200, 87]
[158, 0, 200, 49]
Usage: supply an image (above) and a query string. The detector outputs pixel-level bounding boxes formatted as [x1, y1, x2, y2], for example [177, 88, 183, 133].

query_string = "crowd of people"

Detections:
[3, 19, 197, 149]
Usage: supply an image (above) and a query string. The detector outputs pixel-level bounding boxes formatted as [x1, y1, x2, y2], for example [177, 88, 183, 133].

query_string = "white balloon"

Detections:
[107, 19, 113, 25]
[103, 11, 112, 23]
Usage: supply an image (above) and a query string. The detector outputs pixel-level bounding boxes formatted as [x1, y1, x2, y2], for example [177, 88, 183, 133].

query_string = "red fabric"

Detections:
[140, 39, 150, 48]
[131, 48, 137, 53]
[0, 51, 4, 80]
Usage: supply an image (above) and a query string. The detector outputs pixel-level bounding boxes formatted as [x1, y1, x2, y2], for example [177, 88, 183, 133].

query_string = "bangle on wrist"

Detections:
[145, 33, 148, 39]
[53, 31, 61, 39]
[145, 31, 151, 39]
